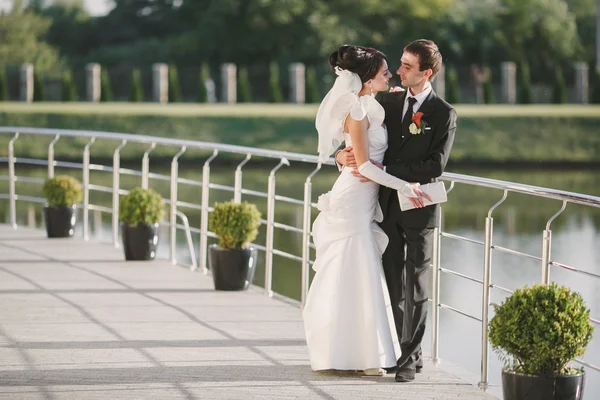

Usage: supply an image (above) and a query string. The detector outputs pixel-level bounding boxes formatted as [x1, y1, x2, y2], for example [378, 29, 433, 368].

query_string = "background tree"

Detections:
[237, 66, 252, 103]
[0, 6, 59, 73]
[268, 62, 283, 103]
[129, 68, 144, 102]
[33, 69, 45, 101]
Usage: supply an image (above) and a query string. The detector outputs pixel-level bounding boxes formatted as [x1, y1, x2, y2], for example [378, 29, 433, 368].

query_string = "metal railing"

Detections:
[1, 126, 600, 390]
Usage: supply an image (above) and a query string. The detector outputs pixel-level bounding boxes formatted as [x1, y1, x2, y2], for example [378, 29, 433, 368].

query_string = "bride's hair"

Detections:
[328, 45, 387, 83]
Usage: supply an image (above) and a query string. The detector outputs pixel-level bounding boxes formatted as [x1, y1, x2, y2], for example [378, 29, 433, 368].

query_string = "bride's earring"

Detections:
[369, 81, 374, 96]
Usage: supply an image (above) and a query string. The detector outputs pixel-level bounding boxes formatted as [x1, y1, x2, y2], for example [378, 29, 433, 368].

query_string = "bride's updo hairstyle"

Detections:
[328, 45, 387, 83]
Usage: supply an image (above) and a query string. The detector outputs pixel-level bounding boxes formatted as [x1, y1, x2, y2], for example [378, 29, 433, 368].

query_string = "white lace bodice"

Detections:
[343, 95, 388, 163]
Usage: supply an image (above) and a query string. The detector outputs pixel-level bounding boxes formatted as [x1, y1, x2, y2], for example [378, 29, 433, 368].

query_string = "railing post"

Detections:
[141, 142, 156, 190]
[479, 190, 507, 390]
[8, 133, 19, 229]
[265, 158, 290, 297]
[199, 150, 218, 274]
[170, 146, 186, 265]
[541, 201, 567, 285]
[234, 154, 251, 203]
[431, 210, 442, 363]
[48, 135, 59, 178]
[82, 137, 95, 240]
[301, 164, 321, 308]
[112, 140, 126, 248]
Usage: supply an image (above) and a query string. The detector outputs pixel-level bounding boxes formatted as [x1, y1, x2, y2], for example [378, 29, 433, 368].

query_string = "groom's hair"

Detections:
[404, 39, 442, 81]
[328, 45, 387, 83]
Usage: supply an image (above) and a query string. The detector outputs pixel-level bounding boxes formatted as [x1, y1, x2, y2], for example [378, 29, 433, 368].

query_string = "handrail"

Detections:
[3, 128, 599, 207]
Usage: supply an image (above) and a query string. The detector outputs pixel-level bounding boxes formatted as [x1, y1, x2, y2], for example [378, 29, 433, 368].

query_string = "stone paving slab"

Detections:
[0, 225, 500, 399]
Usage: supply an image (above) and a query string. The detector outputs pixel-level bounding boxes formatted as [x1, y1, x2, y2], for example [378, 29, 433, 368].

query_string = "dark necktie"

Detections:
[401, 97, 418, 140]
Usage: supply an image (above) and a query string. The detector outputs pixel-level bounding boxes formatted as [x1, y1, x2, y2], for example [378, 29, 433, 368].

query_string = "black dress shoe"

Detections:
[394, 366, 416, 382]
[384, 366, 398, 373]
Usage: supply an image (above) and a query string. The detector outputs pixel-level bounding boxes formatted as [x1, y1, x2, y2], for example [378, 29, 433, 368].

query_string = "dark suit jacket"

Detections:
[379, 90, 457, 229]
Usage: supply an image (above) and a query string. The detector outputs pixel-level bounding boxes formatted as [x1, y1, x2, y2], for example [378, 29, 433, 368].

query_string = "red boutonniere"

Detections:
[409, 112, 428, 135]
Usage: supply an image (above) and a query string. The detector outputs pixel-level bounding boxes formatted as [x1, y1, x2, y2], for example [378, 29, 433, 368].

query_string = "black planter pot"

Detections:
[502, 370, 585, 400]
[120, 222, 159, 261]
[43, 205, 77, 238]
[208, 245, 257, 290]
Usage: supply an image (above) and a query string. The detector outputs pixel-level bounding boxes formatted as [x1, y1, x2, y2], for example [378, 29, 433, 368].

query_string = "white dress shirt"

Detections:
[402, 83, 432, 121]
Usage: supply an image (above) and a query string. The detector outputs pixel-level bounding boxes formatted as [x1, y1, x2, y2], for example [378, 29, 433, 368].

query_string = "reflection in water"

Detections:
[1, 165, 599, 396]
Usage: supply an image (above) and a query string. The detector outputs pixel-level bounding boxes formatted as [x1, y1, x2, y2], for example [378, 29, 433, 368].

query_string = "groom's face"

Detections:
[397, 51, 429, 88]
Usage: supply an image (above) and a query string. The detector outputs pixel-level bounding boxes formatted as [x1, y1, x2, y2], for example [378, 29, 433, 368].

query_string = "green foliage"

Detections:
[100, 68, 113, 102]
[552, 66, 567, 104]
[61, 69, 77, 101]
[268, 62, 283, 103]
[33, 69, 45, 101]
[0, 8, 60, 73]
[591, 66, 600, 104]
[489, 283, 594, 375]
[197, 63, 210, 103]
[129, 68, 143, 102]
[208, 200, 262, 249]
[445, 65, 460, 104]
[237, 66, 252, 103]
[305, 66, 320, 103]
[168, 64, 181, 103]
[518, 62, 532, 104]
[119, 187, 165, 226]
[0, 68, 9, 101]
[483, 68, 494, 104]
[42, 175, 82, 207]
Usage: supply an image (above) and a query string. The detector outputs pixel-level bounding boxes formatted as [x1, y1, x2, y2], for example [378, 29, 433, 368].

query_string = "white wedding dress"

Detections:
[303, 94, 401, 371]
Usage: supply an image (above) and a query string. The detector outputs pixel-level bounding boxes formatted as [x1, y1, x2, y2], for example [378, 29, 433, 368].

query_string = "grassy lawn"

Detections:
[1, 102, 600, 163]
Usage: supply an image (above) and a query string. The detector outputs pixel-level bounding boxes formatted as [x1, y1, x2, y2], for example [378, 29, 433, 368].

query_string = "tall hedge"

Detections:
[237, 66, 252, 103]
[168, 64, 181, 102]
[445, 65, 460, 104]
[268, 61, 283, 103]
[129, 68, 144, 102]
[552, 66, 567, 104]
[100, 68, 113, 102]
[61, 70, 77, 102]
[305, 66, 320, 103]
[33, 70, 45, 101]
[518, 62, 532, 104]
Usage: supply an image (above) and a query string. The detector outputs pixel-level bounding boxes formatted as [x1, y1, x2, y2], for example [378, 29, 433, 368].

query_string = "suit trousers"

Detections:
[380, 199, 434, 369]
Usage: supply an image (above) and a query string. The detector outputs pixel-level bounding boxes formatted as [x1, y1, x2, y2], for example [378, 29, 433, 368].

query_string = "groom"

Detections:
[337, 39, 457, 382]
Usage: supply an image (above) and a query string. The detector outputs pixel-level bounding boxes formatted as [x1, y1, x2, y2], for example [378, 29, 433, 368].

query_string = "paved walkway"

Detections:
[0, 225, 500, 400]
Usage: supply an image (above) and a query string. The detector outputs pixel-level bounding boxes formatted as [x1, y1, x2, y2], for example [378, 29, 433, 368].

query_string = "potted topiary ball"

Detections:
[208, 200, 261, 290]
[118, 187, 165, 261]
[488, 283, 594, 400]
[42, 175, 83, 238]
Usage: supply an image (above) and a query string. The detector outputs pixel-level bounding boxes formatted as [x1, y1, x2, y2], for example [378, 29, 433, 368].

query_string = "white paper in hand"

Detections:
[398, 181, 447, 211]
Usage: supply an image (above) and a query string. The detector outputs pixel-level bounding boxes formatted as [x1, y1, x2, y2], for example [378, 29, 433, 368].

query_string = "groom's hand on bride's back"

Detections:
[336, 146, 356, 168]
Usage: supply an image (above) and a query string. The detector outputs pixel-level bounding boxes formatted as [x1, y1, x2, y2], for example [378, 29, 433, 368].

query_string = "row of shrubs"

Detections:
[0, 62, 320, 103]
[42, 174, 260, 248]
[4, 62, 600, 104]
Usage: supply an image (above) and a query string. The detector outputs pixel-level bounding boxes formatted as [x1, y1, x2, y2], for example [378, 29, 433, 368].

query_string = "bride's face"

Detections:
[368, 60, 392, 94]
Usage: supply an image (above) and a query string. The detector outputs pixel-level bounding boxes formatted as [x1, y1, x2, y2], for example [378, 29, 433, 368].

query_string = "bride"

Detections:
[302, 45, 430, 376]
